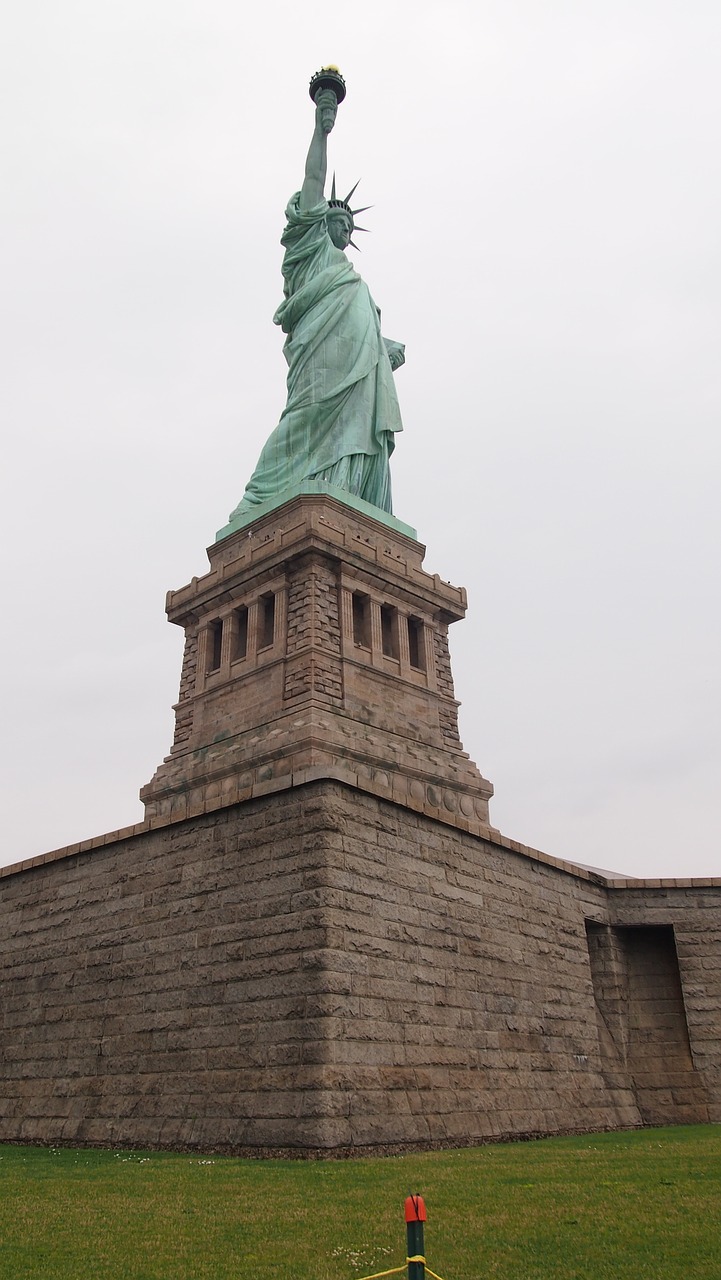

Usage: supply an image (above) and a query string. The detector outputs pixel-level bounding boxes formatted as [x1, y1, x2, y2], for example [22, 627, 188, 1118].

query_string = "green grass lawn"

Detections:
[0, 1126, 719, 1279]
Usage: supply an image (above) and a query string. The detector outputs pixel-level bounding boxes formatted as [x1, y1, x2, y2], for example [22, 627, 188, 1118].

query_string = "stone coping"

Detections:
[215, 481, 418, 543]
[2, 771, 719, 891]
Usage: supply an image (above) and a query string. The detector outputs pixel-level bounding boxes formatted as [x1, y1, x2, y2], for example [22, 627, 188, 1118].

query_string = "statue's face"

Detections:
[327, 211, 352, 249]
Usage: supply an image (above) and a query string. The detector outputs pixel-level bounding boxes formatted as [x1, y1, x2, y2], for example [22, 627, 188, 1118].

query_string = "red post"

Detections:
[405, 1195, 426, 1280]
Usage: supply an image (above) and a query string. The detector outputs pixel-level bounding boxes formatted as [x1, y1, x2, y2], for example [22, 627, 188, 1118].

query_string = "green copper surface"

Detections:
[224, 72, 406, 539]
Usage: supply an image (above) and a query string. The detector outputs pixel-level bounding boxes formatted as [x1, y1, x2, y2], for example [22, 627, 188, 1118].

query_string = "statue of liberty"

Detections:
[227, 68, 405, 524]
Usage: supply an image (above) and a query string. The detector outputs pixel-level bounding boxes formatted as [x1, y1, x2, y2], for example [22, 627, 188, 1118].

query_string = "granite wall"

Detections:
[1, 781, 719, 1153]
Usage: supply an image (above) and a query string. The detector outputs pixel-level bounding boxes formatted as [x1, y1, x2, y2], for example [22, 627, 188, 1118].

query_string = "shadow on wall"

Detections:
[586, 921, 710, 1125]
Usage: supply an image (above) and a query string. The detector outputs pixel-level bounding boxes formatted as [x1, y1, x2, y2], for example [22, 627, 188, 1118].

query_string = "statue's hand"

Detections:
[384, 338, 406, 372]
[314, 88, 338, 134]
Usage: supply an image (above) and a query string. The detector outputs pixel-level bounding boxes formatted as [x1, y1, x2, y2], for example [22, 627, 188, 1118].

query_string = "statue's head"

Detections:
[327, 208, 353, 249]
[326, 174, 370, 251]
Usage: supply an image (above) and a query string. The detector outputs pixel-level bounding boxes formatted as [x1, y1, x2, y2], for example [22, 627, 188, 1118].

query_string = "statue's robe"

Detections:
[228, 194, 403, 520]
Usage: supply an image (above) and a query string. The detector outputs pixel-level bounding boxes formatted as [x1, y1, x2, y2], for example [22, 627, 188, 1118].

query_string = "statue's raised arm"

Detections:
[300, 89, 337, 211]
[227, 68, 405, 528]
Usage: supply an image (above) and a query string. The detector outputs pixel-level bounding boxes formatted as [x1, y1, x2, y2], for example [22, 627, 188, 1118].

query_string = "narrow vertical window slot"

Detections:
[380, 605, 399, 660]
[352, 592, 371, 648]
[233, 605, 248, 661]
[407, 616, 425, 671]
[258, 593, 275, 650]
[207, 619, 223, 672]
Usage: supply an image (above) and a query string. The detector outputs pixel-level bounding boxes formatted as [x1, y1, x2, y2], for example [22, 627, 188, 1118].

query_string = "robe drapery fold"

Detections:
[228, 194, 403, 520]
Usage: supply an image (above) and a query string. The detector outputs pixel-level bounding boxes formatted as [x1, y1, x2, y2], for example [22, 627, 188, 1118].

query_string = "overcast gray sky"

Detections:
[2, 1, 719, 878]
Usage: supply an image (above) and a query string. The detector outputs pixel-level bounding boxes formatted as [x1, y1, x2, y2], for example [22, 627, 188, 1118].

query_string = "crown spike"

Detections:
[350, 205, 372, 217]
[344, 179, 361, 205]
[330, 173, 337, 201]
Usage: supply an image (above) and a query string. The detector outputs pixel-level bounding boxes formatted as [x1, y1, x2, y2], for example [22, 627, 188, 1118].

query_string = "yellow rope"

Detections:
[408, 1262, 448, 1280]
[353, 1267, 406, 1280]
[354, 1255, 448, 1280]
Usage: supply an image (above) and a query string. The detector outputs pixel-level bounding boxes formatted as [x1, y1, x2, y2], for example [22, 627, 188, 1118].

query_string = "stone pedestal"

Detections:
[2, 493, 718, 1154]
[141, 494, 494, 835]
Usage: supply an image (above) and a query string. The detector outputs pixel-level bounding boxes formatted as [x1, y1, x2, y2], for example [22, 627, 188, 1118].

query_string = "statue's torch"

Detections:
[309, 65, 346, 130]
